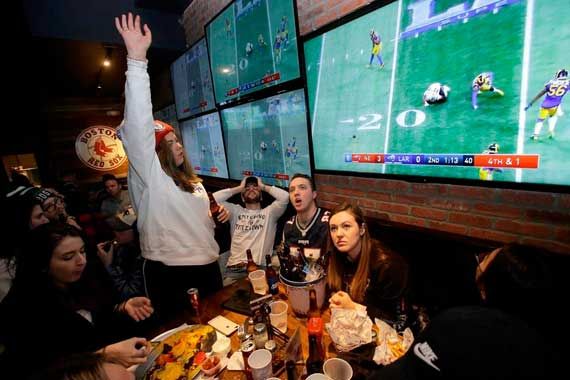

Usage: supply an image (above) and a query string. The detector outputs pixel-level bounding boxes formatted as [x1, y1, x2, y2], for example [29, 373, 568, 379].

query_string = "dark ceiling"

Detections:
[21, 0, 189, 100]
[2, 0, 188, 155]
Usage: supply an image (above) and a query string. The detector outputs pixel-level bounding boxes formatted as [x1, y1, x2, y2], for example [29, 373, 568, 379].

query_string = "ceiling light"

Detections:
[103, 59, 111, 67]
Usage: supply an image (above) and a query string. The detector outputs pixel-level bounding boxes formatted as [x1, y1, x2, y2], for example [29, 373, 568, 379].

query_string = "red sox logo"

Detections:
[75, 126, 127, 171]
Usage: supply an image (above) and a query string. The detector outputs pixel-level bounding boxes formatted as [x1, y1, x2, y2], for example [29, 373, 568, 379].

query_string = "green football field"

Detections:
[305, 0, 570, 186]
[207, 0, 300, 105]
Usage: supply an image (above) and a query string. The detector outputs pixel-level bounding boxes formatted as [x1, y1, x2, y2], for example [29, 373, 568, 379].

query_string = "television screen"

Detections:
[304, 0, 570, 187]
[171, 38, 215, 119]
[179, 112, 229, 178]
[153, 104, 179, 132]
[220, 88, 311, 187]
[206, 0, 301, 105]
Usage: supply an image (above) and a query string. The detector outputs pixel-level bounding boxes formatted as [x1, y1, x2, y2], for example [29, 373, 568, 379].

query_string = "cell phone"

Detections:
[104, 240, 118, 251]
[208, 315, 239, 336]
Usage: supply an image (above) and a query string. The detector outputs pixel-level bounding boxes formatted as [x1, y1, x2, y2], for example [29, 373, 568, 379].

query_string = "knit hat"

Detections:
[3, 187, 52, 243]
[6, 186, 53, 205]
[375, 306, 558, 380]
[154, 120, 175, 150]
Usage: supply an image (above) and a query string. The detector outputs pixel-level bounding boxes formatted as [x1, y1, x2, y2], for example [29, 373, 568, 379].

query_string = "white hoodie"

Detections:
[118, 58, 219, 266]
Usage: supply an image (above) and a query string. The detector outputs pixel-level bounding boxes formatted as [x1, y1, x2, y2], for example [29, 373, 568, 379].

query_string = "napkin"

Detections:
[227, 351, 245, 371]
[373, 318, 414, 365]
[325, 308, 373, 352]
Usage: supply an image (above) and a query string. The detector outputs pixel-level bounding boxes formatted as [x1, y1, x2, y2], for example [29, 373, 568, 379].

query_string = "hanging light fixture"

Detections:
[102, 46, 113, 68]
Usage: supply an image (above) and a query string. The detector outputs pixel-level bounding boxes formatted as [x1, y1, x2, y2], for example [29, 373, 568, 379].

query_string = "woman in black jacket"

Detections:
[0, 223, 153, 376]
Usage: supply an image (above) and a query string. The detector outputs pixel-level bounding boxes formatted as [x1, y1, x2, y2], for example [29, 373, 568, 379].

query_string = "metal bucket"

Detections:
[279, 270, 327, 317]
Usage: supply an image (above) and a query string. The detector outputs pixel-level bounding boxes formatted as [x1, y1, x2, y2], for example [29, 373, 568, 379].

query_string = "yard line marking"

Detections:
[311, 33, 326, 137]
[516, 0, 534, 182]
[383, 0, 403, 174]
[265, 1, 276, 74]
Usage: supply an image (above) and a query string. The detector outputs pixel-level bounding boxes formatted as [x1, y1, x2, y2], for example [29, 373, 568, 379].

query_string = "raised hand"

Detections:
[115, 12, 152, 61]
[124, 297, 154, 321]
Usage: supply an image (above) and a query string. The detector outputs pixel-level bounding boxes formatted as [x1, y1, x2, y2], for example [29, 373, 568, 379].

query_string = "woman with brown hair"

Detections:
[326, 202, 409, 324]
[114, 13, 229, 319]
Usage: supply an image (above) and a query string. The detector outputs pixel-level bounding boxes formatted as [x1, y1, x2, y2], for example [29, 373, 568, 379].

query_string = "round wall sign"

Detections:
[75, 126, 127, 171]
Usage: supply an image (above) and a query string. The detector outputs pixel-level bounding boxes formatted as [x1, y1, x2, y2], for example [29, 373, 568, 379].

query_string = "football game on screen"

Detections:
[221, 88, 310, 187]
[171, 38, 215, 119]
[206, 0, 300, 105]
[304, 0, 570, 186]
[180, 112, 229, 179]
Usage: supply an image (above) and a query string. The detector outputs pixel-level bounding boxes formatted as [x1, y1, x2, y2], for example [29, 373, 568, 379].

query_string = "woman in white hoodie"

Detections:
[115, 13, 229, 319]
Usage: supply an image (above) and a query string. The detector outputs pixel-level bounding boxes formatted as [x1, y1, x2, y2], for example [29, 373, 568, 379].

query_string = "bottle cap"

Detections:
[264, 339, 276, 352]
[240, 339, 255, 353]
[254, 323, 266, 333]
[307, 317, 323, 335]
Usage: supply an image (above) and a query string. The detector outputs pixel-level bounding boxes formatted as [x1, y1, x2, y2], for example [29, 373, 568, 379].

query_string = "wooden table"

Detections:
[147, 279, 377, 380]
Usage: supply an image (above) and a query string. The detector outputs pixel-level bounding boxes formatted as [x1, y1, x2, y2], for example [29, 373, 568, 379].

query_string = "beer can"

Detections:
[187, 288, 199, 309]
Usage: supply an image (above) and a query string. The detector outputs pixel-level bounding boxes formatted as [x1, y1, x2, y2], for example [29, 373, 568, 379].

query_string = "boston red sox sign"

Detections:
[75, 126, 127, 171]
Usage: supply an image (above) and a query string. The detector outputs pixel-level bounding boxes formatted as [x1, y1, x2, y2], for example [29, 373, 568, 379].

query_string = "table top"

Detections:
[145, 279, 378, 380]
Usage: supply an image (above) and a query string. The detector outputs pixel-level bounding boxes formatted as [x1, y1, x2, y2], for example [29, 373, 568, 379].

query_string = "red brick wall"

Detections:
[183, 0, 570, 255]
[315, 175, 570, 254]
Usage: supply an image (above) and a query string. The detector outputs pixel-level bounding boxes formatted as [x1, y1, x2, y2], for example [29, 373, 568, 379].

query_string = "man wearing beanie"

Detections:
[115, 13, 229, 319]
[214, 176, 289, 283]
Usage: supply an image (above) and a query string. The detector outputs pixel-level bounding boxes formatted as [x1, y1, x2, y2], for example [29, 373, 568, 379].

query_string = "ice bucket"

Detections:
[279, 270, 327, 317]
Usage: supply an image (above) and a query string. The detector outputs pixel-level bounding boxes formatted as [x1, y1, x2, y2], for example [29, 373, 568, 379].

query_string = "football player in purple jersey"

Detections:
[525, 69, 569, 140]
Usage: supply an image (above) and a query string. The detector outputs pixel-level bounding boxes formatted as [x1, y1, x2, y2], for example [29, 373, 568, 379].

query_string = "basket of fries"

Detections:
[372, 319, 414, 365]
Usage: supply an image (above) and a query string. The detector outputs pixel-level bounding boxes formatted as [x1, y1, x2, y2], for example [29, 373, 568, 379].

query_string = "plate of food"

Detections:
[135, 324, 218, 380]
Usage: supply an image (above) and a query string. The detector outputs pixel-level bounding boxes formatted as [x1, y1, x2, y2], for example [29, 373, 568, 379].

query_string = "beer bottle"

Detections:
[306, 334, 324, 375]
[286, 360, 297, 380]
[277, 242, 292, 279]
[394, 297, 408, 333]
[207, 192, 222, 226]
[308, 288, 320, 319]
[265, 254, 279, 295]
[246, 249, 258, 274]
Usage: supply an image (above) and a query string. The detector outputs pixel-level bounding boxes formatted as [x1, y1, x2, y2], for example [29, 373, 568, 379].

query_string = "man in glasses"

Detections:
[40, 189, 81, 230]
[213, 176, 289, 283]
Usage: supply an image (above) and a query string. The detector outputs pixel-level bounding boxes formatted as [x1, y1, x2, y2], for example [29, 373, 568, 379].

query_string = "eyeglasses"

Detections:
[42, 196, 64, 213]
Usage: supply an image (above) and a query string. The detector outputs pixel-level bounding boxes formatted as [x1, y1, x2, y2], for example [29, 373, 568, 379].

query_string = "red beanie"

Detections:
[154, 120, 175, 150]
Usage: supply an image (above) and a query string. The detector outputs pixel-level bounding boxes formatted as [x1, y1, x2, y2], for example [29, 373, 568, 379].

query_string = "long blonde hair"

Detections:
[326, 202, 375, 303]
[157, 138, 202, 193]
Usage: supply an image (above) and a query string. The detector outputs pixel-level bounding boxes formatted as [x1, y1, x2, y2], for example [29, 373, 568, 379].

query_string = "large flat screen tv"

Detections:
[220, 88, 311, 187]
[179, 111, 229, 178]
[304, 0, 570, 188]
[206, 0, 301, 106]
[171, 38, 216, 119]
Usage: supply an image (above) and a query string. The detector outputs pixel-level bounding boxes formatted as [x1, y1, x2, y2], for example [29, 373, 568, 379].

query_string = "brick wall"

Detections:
[315, 175, 570, 254]
[183, 0, 570, 255]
